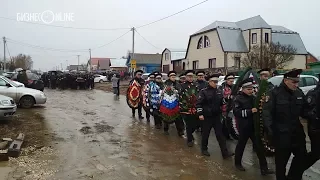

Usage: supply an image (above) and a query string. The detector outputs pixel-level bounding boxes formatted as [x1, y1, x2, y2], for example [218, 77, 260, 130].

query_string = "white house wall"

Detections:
[186, 30, 224, 70]
[286, 55, 306, 69]
[161, 49, 173, 71]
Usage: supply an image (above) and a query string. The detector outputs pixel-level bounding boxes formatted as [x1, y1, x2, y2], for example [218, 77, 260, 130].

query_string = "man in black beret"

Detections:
[263, 69, 312, 179]
[195, 70, 208, 133]
[179, 73, 186, 84]
[196, 74, 234, 158]
[233, 78, 273, 175]
[219, 73, 235, 140]
[163, 70, 185, 136]
[257, 68, 271, 81]
[128, 70, 145, 119]
[180, 70, 200, 147]
[296, 73, 320, 178]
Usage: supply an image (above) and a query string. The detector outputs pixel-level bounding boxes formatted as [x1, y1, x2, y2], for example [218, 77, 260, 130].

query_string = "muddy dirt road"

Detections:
[1, 89, 320, 180]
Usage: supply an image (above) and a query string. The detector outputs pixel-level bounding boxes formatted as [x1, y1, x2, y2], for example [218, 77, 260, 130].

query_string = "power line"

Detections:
[134, 29, 160, 50]
[6, 38, 88, 52]
[0, 16, 131, 31]
[136, 0, 209, 29]
[91, 30, 131, 50]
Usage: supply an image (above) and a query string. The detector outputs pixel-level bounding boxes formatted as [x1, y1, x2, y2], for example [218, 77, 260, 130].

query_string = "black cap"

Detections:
[134, 70, 143, 75]
[207, 74, 219, 81]
[224, 73, 235, 80]
[196, 70, 205, 76]
[185, 70, 195, 76]
[283, 69, 302, 81]
[155, 73, 162, 78]
[240, 78, 254, 88]
[148, 73, 155, 78]
[168, 71, 177, 77]
[179, 73, 186, 78]
[257, 68, 271, 75]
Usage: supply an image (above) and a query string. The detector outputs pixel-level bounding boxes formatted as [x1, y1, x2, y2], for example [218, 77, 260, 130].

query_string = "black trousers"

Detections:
[201, 116, 228, 155]
[145, 109, 150, 120]
[131, 103, 142, 117]
[275, 129, 307, 180]
[154, 112, 162, 126]
[163, 117, 184, 133]
[235, 124, 267, 169]
[183, 114, 198, 142]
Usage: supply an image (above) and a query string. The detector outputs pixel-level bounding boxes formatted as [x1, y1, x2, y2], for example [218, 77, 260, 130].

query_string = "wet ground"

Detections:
[0, 88, 319, 180]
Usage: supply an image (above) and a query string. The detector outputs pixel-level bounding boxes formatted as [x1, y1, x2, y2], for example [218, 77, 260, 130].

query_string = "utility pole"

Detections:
[131, 27, 135, 75]
[77, 55, 80, 71]
[3, 37, 6, 71]
[61, 63, 63, 70]
[89, 49, 91, 72]
[66, 60, 68, 70]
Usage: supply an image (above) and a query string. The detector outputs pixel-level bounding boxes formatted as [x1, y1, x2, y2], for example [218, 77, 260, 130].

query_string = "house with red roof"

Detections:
[87, 58, 111, 72]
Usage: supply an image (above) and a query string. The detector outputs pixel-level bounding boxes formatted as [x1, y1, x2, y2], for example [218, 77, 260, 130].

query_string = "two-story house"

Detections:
[185, 15, 308, 72]
[161, 48, 186, 73]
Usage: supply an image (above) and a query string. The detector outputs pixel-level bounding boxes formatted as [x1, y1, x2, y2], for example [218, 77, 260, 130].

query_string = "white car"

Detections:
[0, 94, 17, 119]
[0, 76, 47, 108]
[12, 80, 25, 87]
[94, 74, 107, 83]
[268, 75, 319, 94]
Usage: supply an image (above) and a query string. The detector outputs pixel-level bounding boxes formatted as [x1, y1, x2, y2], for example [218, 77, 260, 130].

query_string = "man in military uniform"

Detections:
[195, 71, 208, 132]
[263, 69, 310, 180]
[257, 68, 274, 90]
[129, 70, 145, 119]
[196, 74, 234, 158]
[144, 73, 156, 122]
[179, 73, 186, 84]
[294, 73, 320, 178]
[233, 78, 273, 175]
[180, 70, 199, 147]
[163, 71, 184, 136]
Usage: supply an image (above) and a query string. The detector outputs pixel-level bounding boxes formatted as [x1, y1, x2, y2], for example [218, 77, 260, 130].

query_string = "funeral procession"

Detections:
[1, 1, 320, 180]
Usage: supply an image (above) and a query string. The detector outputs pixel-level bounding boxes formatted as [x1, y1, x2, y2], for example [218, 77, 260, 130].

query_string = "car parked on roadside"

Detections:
[94, 74, 108, 83]
[0, 94, 17, 119]
[268, 74, 319, 94]
[11, 72, 44, 91]
[0, 76, 47, 108]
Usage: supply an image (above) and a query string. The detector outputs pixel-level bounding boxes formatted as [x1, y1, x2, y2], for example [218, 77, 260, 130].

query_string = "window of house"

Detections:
[265, 33, 269, 43]
[252, 33, 257, 44]
[234, 57, 240, 68]
[197, 37, 203, 49]
[208, 58, 216, 68]
[192, 61, 199, 70]
[165, 53, 169, 60]
[204, 36, 210, 48]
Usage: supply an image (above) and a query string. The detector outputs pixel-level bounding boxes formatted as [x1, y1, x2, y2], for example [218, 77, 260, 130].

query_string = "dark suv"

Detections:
[12, 72, 45, 91]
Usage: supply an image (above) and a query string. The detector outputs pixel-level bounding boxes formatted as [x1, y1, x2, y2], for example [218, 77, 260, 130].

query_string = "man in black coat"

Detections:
[263, 69, 310, 180]
[196, 74, 234, 158]
[234, 78, 274, 175]
[129, 70, 145, 119]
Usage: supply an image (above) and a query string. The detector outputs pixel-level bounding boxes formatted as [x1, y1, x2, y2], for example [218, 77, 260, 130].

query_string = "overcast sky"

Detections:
[0, 0, 319, 71]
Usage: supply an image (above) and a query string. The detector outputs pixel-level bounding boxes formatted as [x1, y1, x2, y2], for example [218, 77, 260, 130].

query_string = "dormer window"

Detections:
[265, 33, 269, 43]
[252, 33, 257, 44]
[197, 37, 203, 49]
[204, 36, 210, 48]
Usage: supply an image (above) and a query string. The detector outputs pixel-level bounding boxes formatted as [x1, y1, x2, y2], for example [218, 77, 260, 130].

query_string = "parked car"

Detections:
[94, 74, 108, 83]
[11, 72, 44, 91]
[268, 75, 319, 94]
[0, 76, 47, 108]
[0, 94, 17, 119]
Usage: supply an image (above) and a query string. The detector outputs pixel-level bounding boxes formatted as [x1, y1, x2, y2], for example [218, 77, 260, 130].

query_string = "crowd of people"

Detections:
[126, 68, 320, 180]
[41, 71, 95, 90]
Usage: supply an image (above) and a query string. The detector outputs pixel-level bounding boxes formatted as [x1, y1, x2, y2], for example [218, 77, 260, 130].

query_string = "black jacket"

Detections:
[196, 80, 208, 91]
[316, 82, 320, 120]
[196, 86, 224, 117]
[263, 82, 309, 136]
[164, 79, 181, 91]
[233, 92, 255, 130]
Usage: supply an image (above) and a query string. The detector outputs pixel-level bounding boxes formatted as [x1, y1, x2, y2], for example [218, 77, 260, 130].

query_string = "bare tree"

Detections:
[241, 42, 297, 69]
[12, 54, 33, 70]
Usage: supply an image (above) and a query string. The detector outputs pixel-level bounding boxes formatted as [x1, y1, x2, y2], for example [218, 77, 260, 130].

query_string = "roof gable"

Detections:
[235, 15, 271, 30]
[217, 28, 248, 52]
